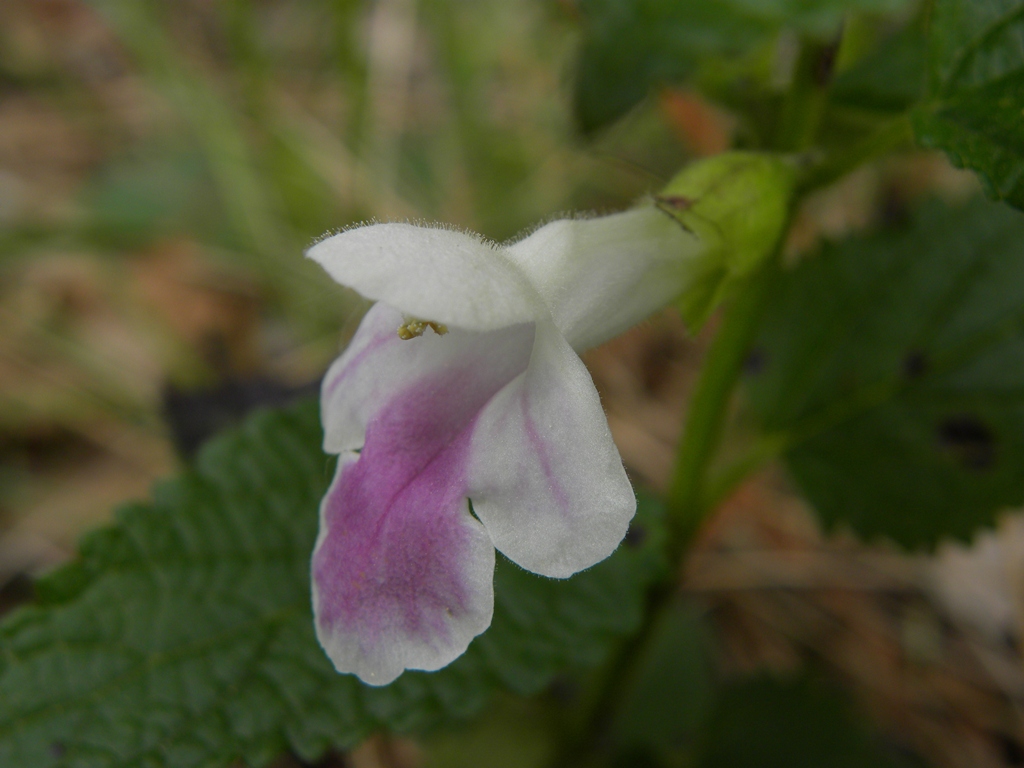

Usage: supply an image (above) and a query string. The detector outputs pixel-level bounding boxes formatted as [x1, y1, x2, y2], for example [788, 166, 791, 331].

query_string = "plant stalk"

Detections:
[798, 114, 914, 193]
[664, 256, 780, 561]
[774, 38, 839, 152]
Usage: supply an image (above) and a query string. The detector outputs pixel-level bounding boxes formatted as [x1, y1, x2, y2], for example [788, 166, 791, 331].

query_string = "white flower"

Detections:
[308, 206, 703, 686]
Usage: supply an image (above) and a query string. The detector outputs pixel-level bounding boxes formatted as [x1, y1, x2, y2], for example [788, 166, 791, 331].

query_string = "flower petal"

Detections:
[312, 452, 494, 686]
[313, 319, 533, 685]
[467, 321, 635, 578]
[505, 207, 703, 350]
[308, 223, 541, 331]
[321, 303, 404, 454]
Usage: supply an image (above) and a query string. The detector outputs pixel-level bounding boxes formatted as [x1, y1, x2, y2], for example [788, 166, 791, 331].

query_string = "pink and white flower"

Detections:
[308, 206, 704, 685]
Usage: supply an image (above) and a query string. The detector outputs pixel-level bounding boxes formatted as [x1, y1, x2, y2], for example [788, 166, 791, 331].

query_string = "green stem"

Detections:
[774, 38, 839, 152]
[664, 256, 779, 560]
[797, 114, 914, 194]
[549, 581, 675, 768]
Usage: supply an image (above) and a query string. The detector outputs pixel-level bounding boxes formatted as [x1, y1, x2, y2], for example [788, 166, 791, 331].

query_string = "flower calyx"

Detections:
[657, 151, 796, 328]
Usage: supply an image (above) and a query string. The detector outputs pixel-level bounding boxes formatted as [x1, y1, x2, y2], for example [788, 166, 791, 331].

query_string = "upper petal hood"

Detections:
[504, 207, 705, 350]
[307, 222, 542, 331]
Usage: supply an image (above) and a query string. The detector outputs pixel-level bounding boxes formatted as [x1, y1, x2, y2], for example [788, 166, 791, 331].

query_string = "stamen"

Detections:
[397, 317, 449, 340]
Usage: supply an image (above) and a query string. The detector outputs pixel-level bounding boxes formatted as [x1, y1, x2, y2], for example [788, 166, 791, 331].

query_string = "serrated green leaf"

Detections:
[0, 401, 667, 768]
[572, 0, 911, 134]
[914, 68, 1024, 206]
[914, 0, 1024, 209]
[745, 198, 1024, 547]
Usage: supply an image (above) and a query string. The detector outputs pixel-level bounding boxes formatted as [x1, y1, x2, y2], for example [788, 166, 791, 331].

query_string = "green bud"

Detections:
[657, 152, 796, 328]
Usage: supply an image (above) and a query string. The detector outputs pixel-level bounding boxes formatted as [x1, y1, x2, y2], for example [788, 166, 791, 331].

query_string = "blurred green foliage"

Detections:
[572, 0, 911, 136]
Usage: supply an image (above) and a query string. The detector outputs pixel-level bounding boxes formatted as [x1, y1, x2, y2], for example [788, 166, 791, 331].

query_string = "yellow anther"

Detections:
[397, 317, 449, 340]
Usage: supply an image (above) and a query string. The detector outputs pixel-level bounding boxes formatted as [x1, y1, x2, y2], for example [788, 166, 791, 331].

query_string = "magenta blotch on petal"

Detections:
[312, 439, 491, 686]
[312, 321, 533, 684]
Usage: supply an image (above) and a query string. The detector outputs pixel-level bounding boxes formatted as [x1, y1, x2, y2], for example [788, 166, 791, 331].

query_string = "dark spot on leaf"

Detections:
[744, 347, 767, 376]
[937, 415, 996, 471]
[50, 742, 66, 759]
[813, 41, 839, 87]
[1003, 629, 1019, 652]
[624, 524, 647, 548]
[902, 350, 928, 379]
[997, 733, 1024, 766]
[548, 675, 581, 704]
[879, 186, 910, 227]
[0, 573, 34, 617]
